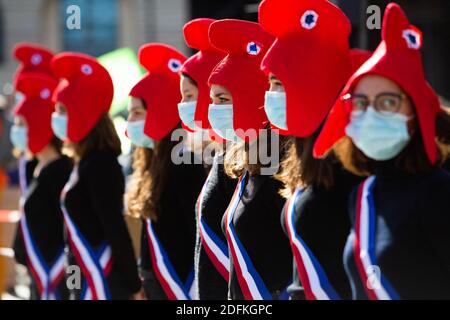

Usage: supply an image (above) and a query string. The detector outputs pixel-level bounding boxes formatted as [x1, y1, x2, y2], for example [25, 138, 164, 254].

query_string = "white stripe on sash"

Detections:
[145, 219, 191, 300]
[224, 174, 271, 300]
[197, 168, 230, 280]
[61, 166, 111, 300]
[285, 188, 340, 300]
[354, 176, 399, 300]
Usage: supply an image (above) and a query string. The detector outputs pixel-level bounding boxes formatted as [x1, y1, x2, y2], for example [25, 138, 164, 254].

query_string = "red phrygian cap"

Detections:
[13, 43, 55, 84]
[181, 18, 226, 130]
[208, 19, 274, 141]
[259, 0, 352, 137]
[14, 73, 58, 153]
[129, 43, 187, 141]
[314, 3, 440, 164]
[51, 52, 114, 143]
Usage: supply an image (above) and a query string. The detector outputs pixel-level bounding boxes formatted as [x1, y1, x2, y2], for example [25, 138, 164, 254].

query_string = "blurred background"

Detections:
[0, 0, 449, 299]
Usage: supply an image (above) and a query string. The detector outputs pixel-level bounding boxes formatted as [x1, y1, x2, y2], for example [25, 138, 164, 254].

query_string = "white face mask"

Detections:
[10, 125, 28, 152]
[264, 91, 287, 130]
[208, 104, 241, 142]
[345, 107, 412, 161]
[177, 101, 197, 131]
[51, 112, 68, 141]
[127, 120, 154, 149]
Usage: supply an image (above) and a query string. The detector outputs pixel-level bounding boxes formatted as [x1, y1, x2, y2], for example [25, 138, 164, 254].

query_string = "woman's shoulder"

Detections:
[78, 150, 122, 177]
[39, 155, 73, 180]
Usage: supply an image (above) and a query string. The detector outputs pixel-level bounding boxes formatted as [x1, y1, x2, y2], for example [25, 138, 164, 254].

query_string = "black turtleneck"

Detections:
[344, 161, 450, 299]
[280, 161, 362, 300]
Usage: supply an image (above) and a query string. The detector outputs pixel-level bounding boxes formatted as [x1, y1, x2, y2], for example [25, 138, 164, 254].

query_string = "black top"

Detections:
[280, 162, 362, 300]
[14, 156, 72, 266]
[63, 150, 141, 298]
[222, 173, 292, 300]
[344, 162, 450, 299]
[194, 153, 237, 300]
[140, 151, 206, 299]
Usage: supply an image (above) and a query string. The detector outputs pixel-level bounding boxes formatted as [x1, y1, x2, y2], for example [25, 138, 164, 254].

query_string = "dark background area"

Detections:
[189, 0, 450, 101]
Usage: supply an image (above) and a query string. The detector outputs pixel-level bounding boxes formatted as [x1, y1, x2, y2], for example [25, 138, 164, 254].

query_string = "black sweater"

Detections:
[194, 153, 237, 300]
[63, 151, 141, 299]
[14, 156, 72, 298]
[140, 151, 206, 299]
[344, 163, 450, 299]
[280, 162, 362, 300]
[222, 173, 292, 300]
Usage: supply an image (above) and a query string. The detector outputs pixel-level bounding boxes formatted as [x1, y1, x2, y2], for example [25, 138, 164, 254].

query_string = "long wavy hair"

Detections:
[125, 127, 180, 221]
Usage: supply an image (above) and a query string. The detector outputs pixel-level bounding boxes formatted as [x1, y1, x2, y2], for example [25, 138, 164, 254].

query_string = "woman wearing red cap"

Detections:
[258, 0, 370, 300]
[10, 49, 73, 299]
[207, 19, 293, 300]
[51, 52, 142, 300]
[178, 18, 236, 300]
[314, 3, 450, 299]
[125, 43, 206, 300]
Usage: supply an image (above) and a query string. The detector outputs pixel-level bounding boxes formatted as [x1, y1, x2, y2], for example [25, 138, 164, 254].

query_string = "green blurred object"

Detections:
[98, 48, 144, 116]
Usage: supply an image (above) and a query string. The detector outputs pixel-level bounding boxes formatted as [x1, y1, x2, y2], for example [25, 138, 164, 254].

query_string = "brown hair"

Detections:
[181, 72, 197, 86]
[64, 113, 122, 160]
[335, 134, 447, 177]
[275, 130, 336, 199]
[436, 106, 450, 146]
[125, 127, 181, 221]
[224, 129, 288, 179]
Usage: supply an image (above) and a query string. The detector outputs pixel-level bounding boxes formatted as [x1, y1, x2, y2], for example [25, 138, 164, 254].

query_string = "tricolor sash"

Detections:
[284, 188, 341, 300]
[197, 167, 230, 281]
[20, 214, 66, 300]
[145, 218, 194, 300]
[224, 173, 272, 300]
[353, 176, 400, 300]
[80, 243, 113, 300]
[60, 166, 113, 300]
[18, 156, 66, 300]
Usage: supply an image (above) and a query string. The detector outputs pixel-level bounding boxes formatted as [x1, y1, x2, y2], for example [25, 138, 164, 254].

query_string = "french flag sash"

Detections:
[196, 168, 230, 281]
[20, 213, 66, 300]
[224, 173, 272, 300]
[80, 243, 113, 300]
[18, 156, 66, 300]
[284, 188, 341, 300]
[145, 218, 194, 300]
[353, 176, 400, 300]
[60, 166, 113, 300]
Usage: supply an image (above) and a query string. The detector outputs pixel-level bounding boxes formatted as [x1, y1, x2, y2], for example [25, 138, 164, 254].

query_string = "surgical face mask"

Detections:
[345, 107, 412, 161]
[51, 113, 68, 141]
[208, 104, 241, 142]
[10, 125, 28, 152]
[177, 101, 197, 131]
[127, 120, 154, 149]
[264, 91, 287, 130]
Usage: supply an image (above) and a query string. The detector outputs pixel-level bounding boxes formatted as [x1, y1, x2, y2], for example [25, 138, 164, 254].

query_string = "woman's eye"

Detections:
[353, 99, 367, 110]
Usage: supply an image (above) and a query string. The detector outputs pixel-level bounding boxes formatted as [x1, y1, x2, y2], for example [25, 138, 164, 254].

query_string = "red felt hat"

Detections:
[51, 52, 114, 143]
[181, 18, 226, 130]
[129, 43, 187, 141]
[13, 43, 55, 83]
[259, 0, 352, 138]
[314, 3, 440, 164]
[208, 19, 274, 141]
[14, 73, 58, 154]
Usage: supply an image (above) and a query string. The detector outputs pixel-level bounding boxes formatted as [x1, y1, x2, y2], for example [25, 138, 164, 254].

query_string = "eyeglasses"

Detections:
[342, 92, 407, 114]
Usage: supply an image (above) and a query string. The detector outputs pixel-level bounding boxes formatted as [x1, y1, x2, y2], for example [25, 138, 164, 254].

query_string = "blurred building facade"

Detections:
[0, 0, 448, 100]
[0, 0, 189, 89]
